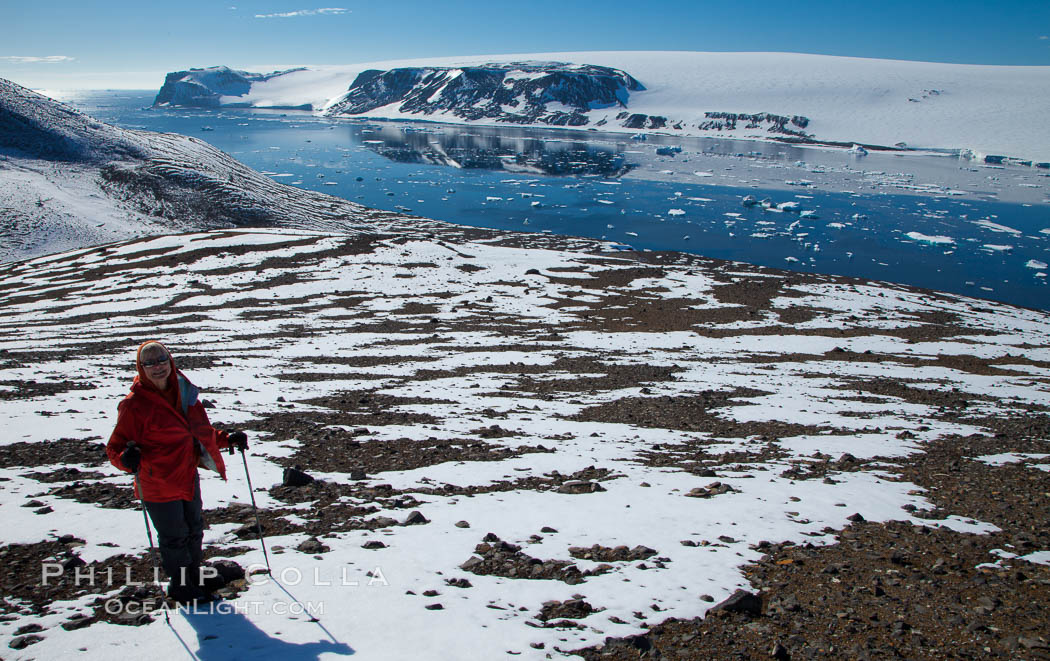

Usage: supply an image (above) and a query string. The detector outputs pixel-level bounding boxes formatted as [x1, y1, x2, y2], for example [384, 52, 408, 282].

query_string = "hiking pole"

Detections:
[129, 442, 170, 624]
[230, 442, 271, 575]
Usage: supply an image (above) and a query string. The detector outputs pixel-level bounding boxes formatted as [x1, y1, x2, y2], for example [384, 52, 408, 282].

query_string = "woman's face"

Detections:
[141, 351, 171, 390]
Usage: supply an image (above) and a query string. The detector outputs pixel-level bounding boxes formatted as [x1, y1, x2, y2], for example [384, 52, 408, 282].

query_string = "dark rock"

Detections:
[14, 623, 44, 635]
[710, 589, 762, 617]
[362, 540, 386, 550]
[297, 537, 330, 554]
[61, 614, 95, 630]
[9, 634, 43, 649]
[556, 480, 606, 494]
[402, 510, 429, 525]
[282, 467, 314, 487]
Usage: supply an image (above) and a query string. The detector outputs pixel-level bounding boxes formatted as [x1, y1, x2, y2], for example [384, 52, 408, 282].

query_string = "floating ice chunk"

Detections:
[751, 232, 771, 238]
[785, 256, 799, 262]
[851, 213, 867, 220]
[777, 201, 801, 212]
[724, 212, 741, 218]
[906, 232, 955, 245]
[485, 196, 503, 202]
[625, 231, 638, 236]
[982, 244, 1013, 252]
[849, 144, 869, 155]
[531, 201, 542, 207]
[974, 219, 1022, 234]
[1027, 259, 1049, 269]
[799, 210, 819, 219]
[668, 209, 685, 216]
[742, 195, 758, 207]
[827, 222, 845, 229]
[1040, 228, 1050, 235]
[693, 171, 714, 177]
[597, 199, 614, 205]
[688, 197, 713, 202]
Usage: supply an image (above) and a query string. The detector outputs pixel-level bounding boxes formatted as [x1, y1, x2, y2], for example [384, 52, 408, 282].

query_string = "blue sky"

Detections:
[4, 0, 1049, 89]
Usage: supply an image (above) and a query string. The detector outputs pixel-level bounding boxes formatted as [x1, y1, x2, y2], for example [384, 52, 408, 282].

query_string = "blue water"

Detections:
[61, 90, 1050, 310]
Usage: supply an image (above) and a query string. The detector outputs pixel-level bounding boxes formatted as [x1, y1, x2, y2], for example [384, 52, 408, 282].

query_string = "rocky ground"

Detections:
[0, 225, 1048, 658]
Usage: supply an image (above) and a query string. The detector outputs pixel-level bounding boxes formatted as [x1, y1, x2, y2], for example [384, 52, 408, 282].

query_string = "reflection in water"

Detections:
[358, 125, 635, 177]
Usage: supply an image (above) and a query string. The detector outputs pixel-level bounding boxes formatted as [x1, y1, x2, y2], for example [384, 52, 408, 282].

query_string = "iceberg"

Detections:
[906, 232, 955, 245]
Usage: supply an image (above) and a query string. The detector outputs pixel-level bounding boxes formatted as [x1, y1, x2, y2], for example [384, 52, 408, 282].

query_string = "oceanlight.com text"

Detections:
[104, 597, 325, 617]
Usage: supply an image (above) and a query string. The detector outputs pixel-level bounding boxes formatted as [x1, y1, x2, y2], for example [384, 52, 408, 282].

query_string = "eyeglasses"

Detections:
[141, 356, 169, 368]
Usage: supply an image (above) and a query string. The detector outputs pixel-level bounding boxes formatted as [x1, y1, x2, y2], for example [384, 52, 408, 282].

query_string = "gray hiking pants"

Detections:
[144, 476, 204, 585]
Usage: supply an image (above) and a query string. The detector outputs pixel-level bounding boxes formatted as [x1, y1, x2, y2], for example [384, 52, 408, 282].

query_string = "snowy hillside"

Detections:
[153, 52, 1050, 163]
[0, 77, 414, 262]
[1, 228, 1048, 659]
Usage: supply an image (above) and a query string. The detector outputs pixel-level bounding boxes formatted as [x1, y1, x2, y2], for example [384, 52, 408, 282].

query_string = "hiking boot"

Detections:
[199, 571, 226, 592]
[167, 581, 218, 605]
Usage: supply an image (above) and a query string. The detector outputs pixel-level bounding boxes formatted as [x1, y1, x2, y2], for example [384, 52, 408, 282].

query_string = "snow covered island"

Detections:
[152, 52, 1050, 164]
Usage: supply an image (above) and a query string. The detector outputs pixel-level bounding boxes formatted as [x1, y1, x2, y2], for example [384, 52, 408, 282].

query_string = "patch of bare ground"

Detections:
[272, 429, 553, 475]
[0, 438, 106, 469]
[503, 359, 684, 395]
[0, 538, 154, 616]
[460, 533, 616, 585]
[835, 377, 998, 413]
[22, 467, 107, 483]
[569, 389, 844, 439]
[407, 466, 620, 498]
[635, 436, 791, 474]
[748, 347, 1050, 379]
[572, 414, 1050, 660]
[47, 481, 138, 509]
[554, 293, 757, 331]
[0, 379, 94, 400]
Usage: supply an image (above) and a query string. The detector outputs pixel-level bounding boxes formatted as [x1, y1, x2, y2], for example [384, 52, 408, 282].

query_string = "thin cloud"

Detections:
[1040, 35, 1049, 40]
[0, 55, 75, 64]
[254, 7, 349, 18]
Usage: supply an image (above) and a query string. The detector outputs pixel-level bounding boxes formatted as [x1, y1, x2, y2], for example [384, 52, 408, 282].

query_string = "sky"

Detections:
[3, 0, 1050, 89]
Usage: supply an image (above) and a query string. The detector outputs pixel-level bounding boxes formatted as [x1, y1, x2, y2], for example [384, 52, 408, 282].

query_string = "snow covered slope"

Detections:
[0, 77, 416, 262]
[154, 52, 1050, 163]
[1, 228, 1048, 659]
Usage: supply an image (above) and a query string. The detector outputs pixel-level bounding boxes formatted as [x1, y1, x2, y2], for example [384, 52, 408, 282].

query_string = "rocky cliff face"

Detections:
[153, 66, 307, 108]
[322, 62, 644, 127]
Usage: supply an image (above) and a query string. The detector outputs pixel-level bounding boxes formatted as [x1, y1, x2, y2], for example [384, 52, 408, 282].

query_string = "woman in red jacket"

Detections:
[107, 341, 247, 604]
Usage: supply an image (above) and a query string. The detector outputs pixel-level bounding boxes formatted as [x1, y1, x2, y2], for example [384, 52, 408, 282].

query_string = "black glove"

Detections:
[121, 445, 141, 473]
[228, 430, 248, 451]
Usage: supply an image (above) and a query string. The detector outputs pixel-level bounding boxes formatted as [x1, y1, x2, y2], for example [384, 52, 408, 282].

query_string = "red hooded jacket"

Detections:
[107, 341, 230, 502]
